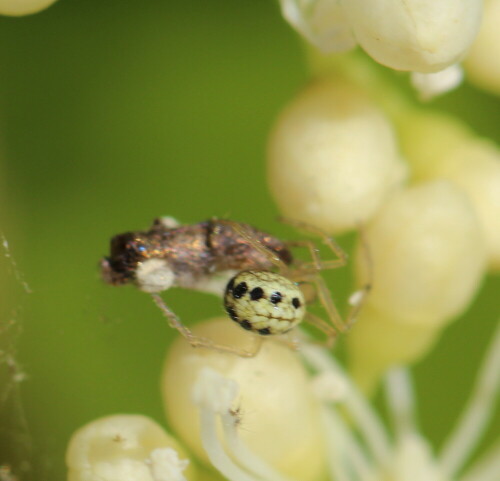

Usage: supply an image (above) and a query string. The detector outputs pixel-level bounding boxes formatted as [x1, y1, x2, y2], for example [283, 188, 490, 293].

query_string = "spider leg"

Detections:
[303, 312, 337, 348]
[278, 217, 347, 276]
[151, 293, 263, 358]
[272, 331, 300, 351]
[311, 273, 350, 333]
[297, 251, 371, 336]
[282, 218, 373, 334]
[214, 218, 291, 275]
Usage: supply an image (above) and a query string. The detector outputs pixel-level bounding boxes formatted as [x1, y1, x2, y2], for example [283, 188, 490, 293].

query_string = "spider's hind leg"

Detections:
[151, 293, 263, 358]
[278, 217, 348, 277]
[281, 218, 373, 337]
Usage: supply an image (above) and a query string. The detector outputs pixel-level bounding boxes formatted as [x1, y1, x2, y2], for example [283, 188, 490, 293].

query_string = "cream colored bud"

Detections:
[351, 182, 486, 390]
[399, 111, 500, 270]
[430, 142, 500, 271]
[343, 0, 482, 73]
[267, 79, 406, 234]
[0, 0, 58, 16]
[464, 0, 500, 95]
[279, 0, 357, 53]
[411, 64, 464, 101]
[355, 181, 486, 326]
[397, 112, 470, 179]
[348, 306, 445, 392]
[66, 414, 194, 481]
[162, 318, 326, 481]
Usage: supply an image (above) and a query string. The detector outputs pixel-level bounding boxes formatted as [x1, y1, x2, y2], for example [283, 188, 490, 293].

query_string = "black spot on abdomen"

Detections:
[233, 282, 248, 299]
[250, 287, 264, 300]
[226, 305, 239, 321]
[270, 292, 282, 304]
[240, 319, 253, 331]
[226, 277, 235, 294]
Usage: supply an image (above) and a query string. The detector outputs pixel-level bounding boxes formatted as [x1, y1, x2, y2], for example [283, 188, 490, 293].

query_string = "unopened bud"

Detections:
[162, 318, 326, 481]
[267, 79, 406, 234]
[399, 111, 500, 271]
[351, 181, 486, 390]
[465, 0, 500, 95]
[0, 0, 58, 16]
[344, 0, 482, 72]
[66, 414, 194, 481]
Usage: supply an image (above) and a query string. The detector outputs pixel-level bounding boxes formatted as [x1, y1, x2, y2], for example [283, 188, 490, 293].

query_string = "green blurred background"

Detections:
[0, 0, 498, 480]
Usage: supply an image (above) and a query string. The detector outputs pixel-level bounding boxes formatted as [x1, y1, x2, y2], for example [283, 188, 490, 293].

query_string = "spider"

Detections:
[221, 219, 371, 356]
[101, 217, 369, 357]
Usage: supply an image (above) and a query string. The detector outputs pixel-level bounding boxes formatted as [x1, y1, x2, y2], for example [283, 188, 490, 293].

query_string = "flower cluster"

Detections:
[66, 319, 500, 481]
[267, 70, 499, 389]
[279, 0, 482, 74]
[59, 3, 500, 481]
[280, 0, 500, 99]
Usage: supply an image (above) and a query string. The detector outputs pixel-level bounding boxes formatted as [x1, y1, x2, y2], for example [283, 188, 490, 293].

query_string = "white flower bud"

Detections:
[350, 181, 486, 390]
[348, 306, 443, 392]
[267, 79, 406, 234]
[411, 64, 464, 101]
[343, 0, 482, 73]
[356, 181, 486, 326]
[162, 318, 326, 481]
[430, 142, 500, 271]
[279, 0, 356, 53]
[464, 0, 500, 95]
[66, 414, 193, 481]
[0, 0, 58, 16]
[399, 111, 500, 270]
[397, 111, 470, 179]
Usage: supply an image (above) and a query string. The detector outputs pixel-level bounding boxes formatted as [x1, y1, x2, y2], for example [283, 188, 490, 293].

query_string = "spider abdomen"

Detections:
[224, 271, 306, 336]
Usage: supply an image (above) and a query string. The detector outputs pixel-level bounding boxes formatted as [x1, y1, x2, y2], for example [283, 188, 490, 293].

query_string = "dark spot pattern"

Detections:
[240, 319, 253, 331]
[270, 292, 282, 304]
[258, 327, 271, 336]
[226, 305, 239, 322]
[226, 277, 235, 294]
[250, 286, 264, 301]
[232, 282, 248, 299]
[292, 297, 301, 309]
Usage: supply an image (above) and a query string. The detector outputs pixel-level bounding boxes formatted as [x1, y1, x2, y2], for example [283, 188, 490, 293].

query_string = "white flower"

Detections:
[302, 323, 500, 481]
[343, 0, 482, 73]
[280, 0, 482, 74]
[280, 0, 356, 53]
[464, 0, 500, 95]
[158, 318, 500, 481]
[66, 415, 192, 481]
[162, 318, 327, 481]
[398, 110, 500, 271]
[350, 181, 486, 390]
[147, 448, 190, 481]
[0, 0, 59, 16]
[267, 79, 406, 234]
[411, 65, 464, 101]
